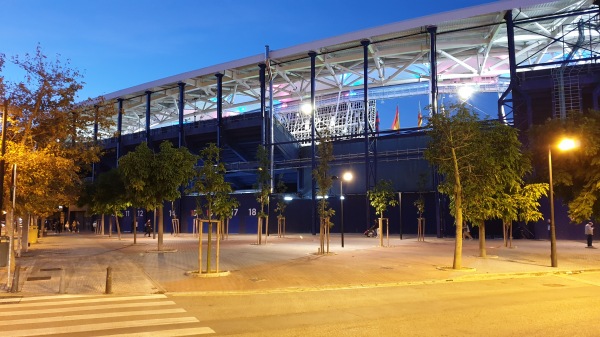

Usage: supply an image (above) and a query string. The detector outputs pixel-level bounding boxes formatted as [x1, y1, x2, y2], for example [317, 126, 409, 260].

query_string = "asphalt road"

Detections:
[170, 271, 600, 336]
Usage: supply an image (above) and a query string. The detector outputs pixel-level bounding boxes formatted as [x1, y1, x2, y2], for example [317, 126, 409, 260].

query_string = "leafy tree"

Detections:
[0, 46, 114, 231]
[255, 145, 271, 244]
[274, 175, 288, 237]
[191, 143, 231, 273]
[81, 169, 129, 240]
[274, 175, 287, 219]
[312, 130, 335, 254]
[119, 141, 197, 249]
[528, 110, 599, 223]
[424, 104, 486, 269]
[497, 183, 548, 247]
[368, 179, 398, 246]
[212, 192, 239, 240]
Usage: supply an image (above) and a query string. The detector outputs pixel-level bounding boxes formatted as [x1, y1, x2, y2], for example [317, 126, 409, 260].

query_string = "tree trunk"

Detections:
[113, 211, 122, 240]
[157, 206, 164, 251]
[133, 211, 137, 244]
[478, 220, 487, 258]
[326, 218, 330, 254]
[503, 221, 507, 247]
[257, 214, 262, 245]
[509, 222, 513, 248]
[379, 217, 384, 247]
[216, 220, 221, 273]
[198, 218, 203, 274]
[451, 147, 463, 269]
[207, 222, 213, 273]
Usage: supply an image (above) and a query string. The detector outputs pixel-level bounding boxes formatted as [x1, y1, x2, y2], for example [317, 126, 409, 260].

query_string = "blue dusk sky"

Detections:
[0, 0, 500, 128]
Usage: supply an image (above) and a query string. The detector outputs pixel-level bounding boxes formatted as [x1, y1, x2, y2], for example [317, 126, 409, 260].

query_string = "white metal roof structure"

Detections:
[100, 0, 599, 136]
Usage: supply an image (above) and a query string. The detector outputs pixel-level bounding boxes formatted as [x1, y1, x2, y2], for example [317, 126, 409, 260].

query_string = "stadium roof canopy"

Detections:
[100, 0, 599, 135]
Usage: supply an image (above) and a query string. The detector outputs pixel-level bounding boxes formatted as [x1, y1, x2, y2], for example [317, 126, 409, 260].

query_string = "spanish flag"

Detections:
[417, 110, 423, 128]
[391, 106, 400, 130]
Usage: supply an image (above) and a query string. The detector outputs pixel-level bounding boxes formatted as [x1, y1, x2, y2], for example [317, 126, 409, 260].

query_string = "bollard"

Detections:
[58, 268, 66, 294]
[10, 266, 20, 293]
[105, 266, 112, 294]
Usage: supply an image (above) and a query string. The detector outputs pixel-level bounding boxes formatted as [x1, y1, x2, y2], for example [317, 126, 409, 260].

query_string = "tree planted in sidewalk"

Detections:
[80, 169, 129, 239]
[191, 143, 232, 273]
[119, 141, 197, 249]
[368, 179, 398, 246]
[255, 145, 271, 244]
[313, 130, 335, 255]
[424, 104, 487, 269]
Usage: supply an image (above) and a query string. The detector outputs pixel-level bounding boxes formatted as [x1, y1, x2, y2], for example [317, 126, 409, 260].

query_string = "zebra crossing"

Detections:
[0, 294, 215, 336]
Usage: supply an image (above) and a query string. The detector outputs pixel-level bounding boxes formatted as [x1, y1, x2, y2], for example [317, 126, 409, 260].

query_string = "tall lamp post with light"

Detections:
[549, 137, 578, 268]
[340, 171, 353, 248]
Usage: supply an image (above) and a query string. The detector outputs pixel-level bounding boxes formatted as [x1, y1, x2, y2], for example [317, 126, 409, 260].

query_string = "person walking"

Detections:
[585, 222, 594, 248]
[463, 223, 473, 240]
[144, 220, 152, 237]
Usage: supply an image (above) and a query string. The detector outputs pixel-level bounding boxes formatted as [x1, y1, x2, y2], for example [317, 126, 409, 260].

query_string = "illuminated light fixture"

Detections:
[284, 196, 293, 201]
[457, 86, 475, 101]
[557, 138, 578, 151]
[301, 103, 312, 115]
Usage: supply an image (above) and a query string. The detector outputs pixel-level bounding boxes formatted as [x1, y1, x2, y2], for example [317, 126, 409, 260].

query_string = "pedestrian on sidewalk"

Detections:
[144, 219, 152, 237]
[463, 223, 473, 240]
[585, 222, 594, 248]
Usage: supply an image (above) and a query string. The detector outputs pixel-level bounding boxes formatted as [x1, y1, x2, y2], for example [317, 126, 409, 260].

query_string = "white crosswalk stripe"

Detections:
[0, 294, 215, 337]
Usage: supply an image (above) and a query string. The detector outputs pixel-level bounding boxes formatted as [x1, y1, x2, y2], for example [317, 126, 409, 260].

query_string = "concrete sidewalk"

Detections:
[2, 231, 600, 296]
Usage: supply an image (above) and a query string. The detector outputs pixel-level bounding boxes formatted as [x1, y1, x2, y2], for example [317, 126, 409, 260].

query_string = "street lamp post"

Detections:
[548, 138, 578, 268]
[340, 172, 353, 248]
[548, 146, 557, 267]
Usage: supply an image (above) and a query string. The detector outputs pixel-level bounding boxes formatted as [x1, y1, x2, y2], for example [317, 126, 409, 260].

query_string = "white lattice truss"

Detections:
[276, 98, 377, 146]
[96, 0, 600, 138]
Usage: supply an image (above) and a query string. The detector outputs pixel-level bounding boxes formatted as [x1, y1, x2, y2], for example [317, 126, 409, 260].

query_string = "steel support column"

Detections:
[427, 26, 443, 238]
[215, 73, 224, 149]
[92, 105, 99, 181]
[309, 51, 317, 235]
[427, 26, 438, 115]
[498, 10, 521, 124]
[177, 82, 186, 228]
[259, 63, 267, 146]
[145, 91, 151, 145]
[178, 82, 185, 148]
[361, 39, 373, 233]
[116, 98, 123, 167]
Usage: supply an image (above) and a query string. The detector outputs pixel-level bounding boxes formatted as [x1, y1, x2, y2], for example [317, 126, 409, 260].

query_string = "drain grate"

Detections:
[27, 276, 51, 281]
[40, 268, 62, 271]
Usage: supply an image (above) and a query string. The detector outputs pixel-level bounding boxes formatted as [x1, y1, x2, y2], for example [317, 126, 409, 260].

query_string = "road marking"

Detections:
[0, 294, 167, 307]
[555, 273, 600, 287]
[4, 316, 199, 337]
[3, 308, 186, 325]
[0, 294, 215, 336]
[0, 300, 177, 316]
[102, 327, 216, 336]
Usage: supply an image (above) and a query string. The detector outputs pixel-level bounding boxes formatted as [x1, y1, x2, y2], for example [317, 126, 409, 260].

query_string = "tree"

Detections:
[368, 179, 398, 247]
[191, 143, 232, 274]
[119, 141, 197, 249]
[313, 130, 335, 255]
[0, 46, 114, 228]
[255, 145, 271, 245]
[528, 110, 600, 223]
[497, 183, 548, 247]
[81, 169, 130, 240]
[460, 121, 522, 257]
[274, 175, 288, 237]
[424, 104, 487, 269]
